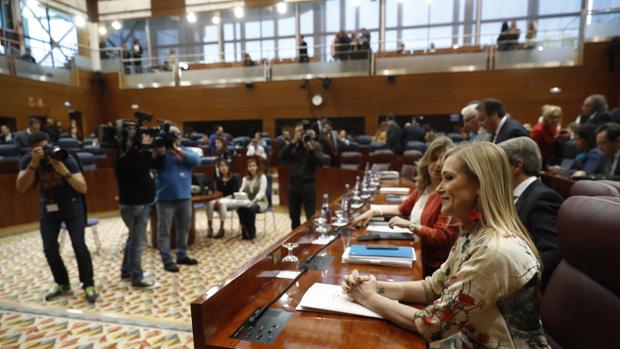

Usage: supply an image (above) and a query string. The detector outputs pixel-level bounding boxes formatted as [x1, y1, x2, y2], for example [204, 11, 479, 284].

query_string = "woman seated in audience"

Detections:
[372, 121, 388, 142]
[237, 159, 268, 240]
[352, 137, 459, 275]
[343, 142, 548, 348]
[213, 137, 231, 162]
[570, 124, 603, 177]
[246, 137, 267, 160]
[531, 104, 562, 168]
[207, 160, 240, 238]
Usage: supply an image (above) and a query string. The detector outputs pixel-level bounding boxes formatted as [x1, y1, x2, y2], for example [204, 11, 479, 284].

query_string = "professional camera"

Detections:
[42, 144, 68, 161]
[302, 134, 312, 143]
[96, 111, 176, 155]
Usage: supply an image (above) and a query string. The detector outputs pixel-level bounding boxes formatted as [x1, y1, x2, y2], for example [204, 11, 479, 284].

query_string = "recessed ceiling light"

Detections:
[549, 87, 562, 94]
[111, 20, 122, 30]
[234, 6, 244, 19]
[212, 15, 221, 24]
[98, 26, 107, 36]
[187, 12, 197, 24]
[276, 2, 287, 14]
[74, 16, 86, 28]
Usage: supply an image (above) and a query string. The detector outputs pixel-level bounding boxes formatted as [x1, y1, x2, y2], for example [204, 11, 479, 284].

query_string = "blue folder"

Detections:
[348, 244, 414, 259]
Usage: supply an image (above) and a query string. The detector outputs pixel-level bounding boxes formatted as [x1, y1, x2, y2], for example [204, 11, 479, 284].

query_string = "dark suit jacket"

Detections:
[494, 117, 529, 144]
[402, 124, 426, 144]
[515, 179, 563, 291]
[13, 130, 30, 153]
[386, 121, 403, 154]
[584, 111, 612, 126]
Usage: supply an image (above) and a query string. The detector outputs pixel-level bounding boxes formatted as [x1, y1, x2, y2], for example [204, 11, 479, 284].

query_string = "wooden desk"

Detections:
[149, 192, 222, 249]
[191, 179, 425, 349]
[541, 172, 575, 198]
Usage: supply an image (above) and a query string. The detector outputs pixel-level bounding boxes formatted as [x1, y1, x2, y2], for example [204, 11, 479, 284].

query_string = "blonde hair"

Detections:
[541, 104, 563, 123]
[444, 142, 542, 265]
[415, 136, 454, 191]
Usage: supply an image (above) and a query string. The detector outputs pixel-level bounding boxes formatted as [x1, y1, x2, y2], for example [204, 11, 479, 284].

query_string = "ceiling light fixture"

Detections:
[74, 16, 86, 28]
[234, 6, 244, 19]
[98, 26, 107, 36]
[212, 14, 221, 25]
[111, 20, 122, 30]
[187, 12, 197, 24]
[276, 2, 287, 14]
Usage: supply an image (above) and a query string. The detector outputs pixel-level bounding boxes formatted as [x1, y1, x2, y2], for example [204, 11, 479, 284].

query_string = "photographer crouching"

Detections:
[153, 124, 201, 272]
[16, 132, 98, 303]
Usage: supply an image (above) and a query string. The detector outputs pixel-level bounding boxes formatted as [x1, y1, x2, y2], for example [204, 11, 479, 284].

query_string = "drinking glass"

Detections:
[282, 242, 300, 263]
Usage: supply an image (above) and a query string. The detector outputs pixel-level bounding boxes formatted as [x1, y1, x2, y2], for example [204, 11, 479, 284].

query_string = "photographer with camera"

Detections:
[16, 132, 97, 303]
[154, 124, 201, 272]
[115, 131, 158, 288]
[279, 124, 324, 229]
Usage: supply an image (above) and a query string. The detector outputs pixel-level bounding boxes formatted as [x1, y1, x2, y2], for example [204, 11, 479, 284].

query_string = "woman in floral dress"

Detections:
[343, 142, 549, 348]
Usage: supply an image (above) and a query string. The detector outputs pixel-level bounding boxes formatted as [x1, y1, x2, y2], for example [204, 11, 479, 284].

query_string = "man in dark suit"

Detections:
[385, 114, 403, 154]
[476, 98, 528, 144]
[499, 137, 563, 291]
[594, 122, 620, 177]
[401, 116, 426, 144]
[578, 94, 612, 126]
[14, 117, 42, 154]
[311, 114, 328, 135]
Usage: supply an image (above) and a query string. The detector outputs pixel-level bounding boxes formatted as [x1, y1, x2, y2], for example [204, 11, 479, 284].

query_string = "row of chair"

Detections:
[338, 149, 422, 177]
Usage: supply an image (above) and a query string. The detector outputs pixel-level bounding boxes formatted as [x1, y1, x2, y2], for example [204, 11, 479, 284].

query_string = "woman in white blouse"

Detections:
[343, 143, 549, 348]
[236, 159, 268, 240]
[246, 137, 267, 160]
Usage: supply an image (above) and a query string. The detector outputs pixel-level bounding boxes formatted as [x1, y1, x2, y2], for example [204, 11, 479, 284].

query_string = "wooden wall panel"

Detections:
[0, 70, 103, 137]
[100, 42, 619, 135]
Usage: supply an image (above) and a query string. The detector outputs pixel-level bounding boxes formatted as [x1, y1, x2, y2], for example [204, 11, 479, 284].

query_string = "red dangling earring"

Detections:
[467, 210, 481, 222]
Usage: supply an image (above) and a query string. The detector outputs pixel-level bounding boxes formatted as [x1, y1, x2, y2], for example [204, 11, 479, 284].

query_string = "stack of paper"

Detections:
[379, 187, 410, 194]
[296, 283, 385, 318]
[380, 171, 399, 179]
[342, 244, 416, 268]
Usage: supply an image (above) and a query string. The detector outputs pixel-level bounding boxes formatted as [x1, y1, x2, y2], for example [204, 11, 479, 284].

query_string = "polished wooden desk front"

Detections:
[541, 172, 575, 198]
[191, 178, 425, 349]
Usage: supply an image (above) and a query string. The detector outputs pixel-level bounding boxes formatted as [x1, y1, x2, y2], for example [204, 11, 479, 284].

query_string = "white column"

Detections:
[88, 22, 101, 71]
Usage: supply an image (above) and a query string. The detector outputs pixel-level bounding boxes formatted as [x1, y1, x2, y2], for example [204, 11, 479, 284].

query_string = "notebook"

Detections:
[366, 222, 413, 235]
[348, 244, 414, 259]
[379, 187, 410, 194]
[380, 171, 399, 179]
[342, 247, 415, 268]
[296, 283, 385, 319]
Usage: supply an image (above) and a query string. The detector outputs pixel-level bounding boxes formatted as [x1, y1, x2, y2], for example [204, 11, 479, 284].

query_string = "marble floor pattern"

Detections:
[0, 208, 295, 348]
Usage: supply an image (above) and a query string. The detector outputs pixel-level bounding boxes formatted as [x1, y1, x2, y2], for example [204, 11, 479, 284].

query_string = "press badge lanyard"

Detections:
[173, 151, 186, 178]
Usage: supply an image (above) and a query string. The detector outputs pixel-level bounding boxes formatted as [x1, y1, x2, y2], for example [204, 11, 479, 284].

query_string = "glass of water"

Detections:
[282, 242, 300, 263]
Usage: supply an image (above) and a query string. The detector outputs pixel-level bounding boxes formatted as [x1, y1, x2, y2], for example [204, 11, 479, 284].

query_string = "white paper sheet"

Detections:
[296, 283, 384, 319]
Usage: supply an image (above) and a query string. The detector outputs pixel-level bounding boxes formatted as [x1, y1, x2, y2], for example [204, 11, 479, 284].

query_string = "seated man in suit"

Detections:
[402, 116, 426, 144]
[578, 94, 612, 126]
[594, 122, 620, 178]
[14, 117, 42, 154]
[498, 136, 563, 291]
[476, 98, 528, 144]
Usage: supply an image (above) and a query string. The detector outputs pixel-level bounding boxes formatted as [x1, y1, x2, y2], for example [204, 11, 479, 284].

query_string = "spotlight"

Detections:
[74, 16, 86, 28]
[212, 14, 221, 25]
[234, 6, 244, 19]
[300, 78, 309, 89]
[111, 20, 122, 30]
[63, 101, 71, 107]
[322, 77, 331, 90]
[186, 12, 197, 24]
[244, 81, 254, 89]
[98, 26, 107, 36]
[131, 104, 139, 110]
[387, 75, 396, 83]
[549, 87, 562, 94]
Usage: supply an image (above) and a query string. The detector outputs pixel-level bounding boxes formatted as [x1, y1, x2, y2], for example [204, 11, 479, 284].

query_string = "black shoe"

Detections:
[132, 279, 156, 289]
[121, 273, 130, 280]
[84, 286, 98, 303]
[164, 263, 179, 272]
[45, 284, 71, 301]
[177, 256, 198, 265]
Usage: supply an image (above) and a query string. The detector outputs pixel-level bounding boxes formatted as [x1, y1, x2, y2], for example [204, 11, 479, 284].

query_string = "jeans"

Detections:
[120, 204, 151, 281]
[288, 182, 316, 229]
[156, 199, 191, 265]
[237, 204, 260, 239]
[40, 199, 94, 289]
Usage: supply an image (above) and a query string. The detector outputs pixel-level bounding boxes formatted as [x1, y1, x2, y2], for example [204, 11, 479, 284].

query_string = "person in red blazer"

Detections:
[531, 104, 562, 168]
[353, 137, 459, 276]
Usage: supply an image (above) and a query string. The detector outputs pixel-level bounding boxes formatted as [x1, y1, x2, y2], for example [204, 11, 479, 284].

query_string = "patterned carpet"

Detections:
[0, 207, 296, 349]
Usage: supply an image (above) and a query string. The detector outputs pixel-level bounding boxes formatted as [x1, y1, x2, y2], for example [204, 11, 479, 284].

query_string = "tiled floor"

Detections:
[0, 208, 295, 348]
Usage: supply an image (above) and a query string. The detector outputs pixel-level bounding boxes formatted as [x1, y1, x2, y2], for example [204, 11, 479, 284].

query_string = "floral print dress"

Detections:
[413, 226, 550, 349]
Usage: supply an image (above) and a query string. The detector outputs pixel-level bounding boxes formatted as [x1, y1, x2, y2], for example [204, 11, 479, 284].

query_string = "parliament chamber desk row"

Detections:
[190, 177, 426, 349]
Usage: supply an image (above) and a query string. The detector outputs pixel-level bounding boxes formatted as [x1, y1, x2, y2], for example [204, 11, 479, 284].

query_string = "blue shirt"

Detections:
[155, 147, 200, 202]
